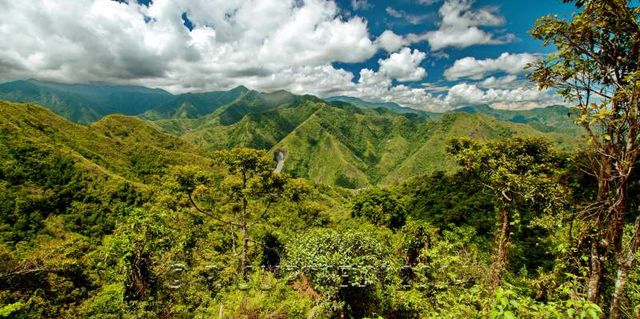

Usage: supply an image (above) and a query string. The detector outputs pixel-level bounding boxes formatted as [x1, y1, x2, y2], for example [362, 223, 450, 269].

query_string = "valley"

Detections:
[0, 80, 582, 187]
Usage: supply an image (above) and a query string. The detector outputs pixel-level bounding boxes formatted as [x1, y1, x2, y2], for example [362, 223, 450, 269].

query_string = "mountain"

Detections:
[1, 96, 578, 189]
[0, 80, 580, 135]
[452, 104, 580, 135]
[0, 80, 296, 124]
[323, 97, 580, 136]
[153, 95, 579, 188]
[0, 80, 173, 123]
[0, 99, 217, 265]
[0, 81, 583, 188]
[140, 86, 251, 120]
[325, 95, 431, 115]
[0, 99, 208, 184]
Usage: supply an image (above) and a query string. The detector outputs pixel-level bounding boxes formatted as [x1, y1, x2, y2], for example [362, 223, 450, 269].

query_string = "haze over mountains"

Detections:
[0, 79, 581, 187]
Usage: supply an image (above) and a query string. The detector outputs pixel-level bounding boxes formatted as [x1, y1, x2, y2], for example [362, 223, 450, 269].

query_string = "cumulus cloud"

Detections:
[380, 0, 515, 51]
[0, 0, 376, 92]
[0, 0, 559, 112]
[444, 83, 561, 109]
[341, 68, 446, 111]
[422, 0, 515, 50]
[337, 75, 560, 112]
[444, 52, 538, 81]
[478, 75, 518, 89]
[378, 48, 427, 82]
[376, 30, 408, 53]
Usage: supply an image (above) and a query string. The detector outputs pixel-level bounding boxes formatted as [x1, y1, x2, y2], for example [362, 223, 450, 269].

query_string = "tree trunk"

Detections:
[587, 239, 602, 303]
[610, 178, 629, 257]
[609, 263, 629, 319]
[241, 197, 249, 279]
[587, 167, 610, 303]
[491, 206, 510, 288]
[609, 216, 640, 319]
[607, 166, 634, 317]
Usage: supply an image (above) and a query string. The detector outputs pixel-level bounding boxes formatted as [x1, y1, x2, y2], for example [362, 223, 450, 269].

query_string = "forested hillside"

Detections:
[153, 95, 578, 187]
[0, 80, 581, 188]
[1, 0, 639, 317]
[1, 97, 637, 318]
[0, 80, 173, 124]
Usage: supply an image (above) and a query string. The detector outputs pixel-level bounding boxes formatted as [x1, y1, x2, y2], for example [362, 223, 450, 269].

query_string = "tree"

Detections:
[177, 148, 287, 279]
[530, 1, 640, 316]
[448, 137, 568, 288]
[284, 228, 389, 317]
[351, 188, 407, 230]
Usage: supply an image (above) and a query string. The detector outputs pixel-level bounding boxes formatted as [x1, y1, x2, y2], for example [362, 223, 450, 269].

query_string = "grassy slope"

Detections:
[382, 112, 577, 184]
[157, 95, 581, 187]
[0, 80, 172, 124]
[0, 92, 582, 189]
[151, 96, 582, 187]
[274, 106, 371, 187]
[0, 100, 210, 183]
[454, 104, 581, 135]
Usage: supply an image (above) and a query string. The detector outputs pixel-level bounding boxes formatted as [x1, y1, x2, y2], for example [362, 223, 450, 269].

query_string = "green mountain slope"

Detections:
[0, 100, 208, 183]
[382, 112, 576, 184]
[154, 95, 580, 187]
[140, 86, 251, 120]
[0, 100, 216, 245]
[275, 111, 372, 188]
[0, 80, 257, 123]
[0, 81, 584, 188]
[325, 96, 430, 115]
[0, 80, 173, 123]
[0, 80, 580, 135]
[453, 104, 580, 135]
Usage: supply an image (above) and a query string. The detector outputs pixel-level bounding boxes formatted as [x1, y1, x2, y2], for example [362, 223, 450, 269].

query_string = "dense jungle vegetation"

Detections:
[1, 0, 639, 318]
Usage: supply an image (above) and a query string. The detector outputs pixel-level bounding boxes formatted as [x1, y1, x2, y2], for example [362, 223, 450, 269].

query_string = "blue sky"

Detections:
[0, 0, 579, 111]
[334, 0, 574, 85]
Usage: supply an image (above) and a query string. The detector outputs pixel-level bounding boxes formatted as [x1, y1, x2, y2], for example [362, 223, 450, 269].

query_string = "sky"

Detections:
[0, 0, 579, 111]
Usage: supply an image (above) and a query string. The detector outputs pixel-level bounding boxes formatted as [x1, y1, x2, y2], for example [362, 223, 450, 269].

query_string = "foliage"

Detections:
[0, 99, 618, 318]
[490, 286, 601, 319]
[284, 227, 391, 317]
[351, 188, 407, 230]
[530, 1, 640, 316]
[448, 137, 570, 287]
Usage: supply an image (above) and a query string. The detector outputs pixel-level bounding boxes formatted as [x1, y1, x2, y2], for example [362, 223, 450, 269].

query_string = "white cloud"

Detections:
[422, 0, 514, 50]
[378, 48, 427, 82]
[351, 0, 370, 10]
[444, 52, 538, 81]
[444, 83, 561, 109]
[0, 0, 560, 112]
[385, 6, 432, 25]
[243, 64, 357, 97]
[375, 30, 408, 53]
[422, 83, 450, 92]
[0, 0, 376, 92]
[478, 75, 518, 89]
[417, 0, 440, 5]
[341, 68, 446, 111]
[445, 83, 486, 106]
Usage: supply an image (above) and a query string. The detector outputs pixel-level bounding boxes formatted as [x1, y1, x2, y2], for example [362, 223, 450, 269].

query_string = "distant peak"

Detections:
[231, 85, 250, 92]
[450, 104, 493, 114]
[267, 89, 293, 95]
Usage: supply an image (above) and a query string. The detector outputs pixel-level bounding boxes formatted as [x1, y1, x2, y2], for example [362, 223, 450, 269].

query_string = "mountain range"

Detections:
[0, 79, 583, 187]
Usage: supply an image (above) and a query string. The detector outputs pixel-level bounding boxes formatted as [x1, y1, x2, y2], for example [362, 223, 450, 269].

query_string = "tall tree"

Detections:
[176, 148, 286, 278]
[448, 137, 568, 288]
[530, 1, 640, 317]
